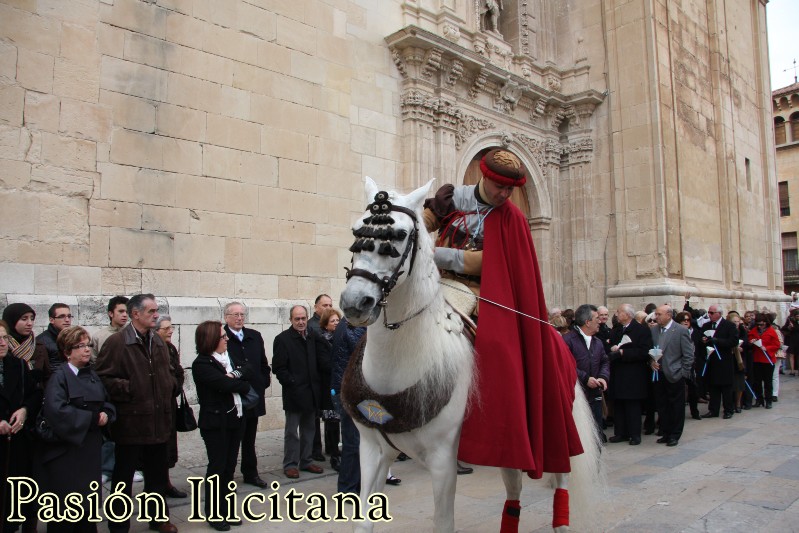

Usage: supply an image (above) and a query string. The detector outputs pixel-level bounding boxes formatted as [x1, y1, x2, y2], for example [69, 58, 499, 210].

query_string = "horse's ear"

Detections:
[404, 179, 435, 210]
[364, 176, 379, 203]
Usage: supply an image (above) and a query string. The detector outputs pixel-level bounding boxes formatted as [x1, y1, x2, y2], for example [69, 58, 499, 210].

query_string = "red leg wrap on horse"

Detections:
[552, 488, 569, 528]
[499, 499, 521, 533]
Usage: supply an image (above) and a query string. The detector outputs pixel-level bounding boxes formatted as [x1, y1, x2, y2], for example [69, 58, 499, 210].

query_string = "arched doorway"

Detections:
[462, 148, 531, 218]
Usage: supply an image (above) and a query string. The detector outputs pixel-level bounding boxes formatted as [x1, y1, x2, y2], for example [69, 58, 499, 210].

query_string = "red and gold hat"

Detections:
[479, 149, 527, 187]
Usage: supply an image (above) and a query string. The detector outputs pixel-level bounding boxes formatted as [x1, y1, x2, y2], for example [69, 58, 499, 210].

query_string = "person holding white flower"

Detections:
[607, 304, 653, 445]
[699, 305, 739, 419]
[650, 305, 694, 447]
[748, 313, 780, 409]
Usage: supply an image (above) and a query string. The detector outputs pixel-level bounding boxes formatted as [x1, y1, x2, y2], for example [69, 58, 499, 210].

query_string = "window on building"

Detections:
[783, 232, 798, 277]
[792, 112, 799, 143]
[775, 117, 786, 145]
[780, 181, 791, 216]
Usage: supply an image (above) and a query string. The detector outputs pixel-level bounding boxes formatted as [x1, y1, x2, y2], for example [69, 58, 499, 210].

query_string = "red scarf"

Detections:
[458, 201, 583, 478]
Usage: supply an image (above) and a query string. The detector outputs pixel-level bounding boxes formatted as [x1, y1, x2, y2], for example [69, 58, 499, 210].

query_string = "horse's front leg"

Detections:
[499, 468, 522, 533]
[354, 429, 396, 533]
[552, 472, 569, 532]
[427, 442, 459, 533]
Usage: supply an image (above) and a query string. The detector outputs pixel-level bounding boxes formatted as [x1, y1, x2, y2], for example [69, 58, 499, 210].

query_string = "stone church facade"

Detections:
[0, 0, 785, 423]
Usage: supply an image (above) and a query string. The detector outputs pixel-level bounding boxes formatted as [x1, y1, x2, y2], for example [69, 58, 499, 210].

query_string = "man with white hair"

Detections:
[607, 304, 653, 445]
[699, 304, 739, 419]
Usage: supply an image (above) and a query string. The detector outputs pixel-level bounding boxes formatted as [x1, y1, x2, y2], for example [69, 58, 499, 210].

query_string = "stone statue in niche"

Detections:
[480, 0, 503, 34]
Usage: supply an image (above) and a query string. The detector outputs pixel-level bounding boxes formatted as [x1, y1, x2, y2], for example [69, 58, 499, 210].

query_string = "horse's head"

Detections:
[340, 177, 434, 326]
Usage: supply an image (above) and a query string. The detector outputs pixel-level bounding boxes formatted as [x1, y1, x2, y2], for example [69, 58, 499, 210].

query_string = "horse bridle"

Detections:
[345, 191, 424, 330]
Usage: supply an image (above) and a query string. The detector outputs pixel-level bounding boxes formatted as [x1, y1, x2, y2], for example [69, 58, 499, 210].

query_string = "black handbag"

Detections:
[241, 385, 260, 410]
[35, 409, 61, 443]
[175, 390, 197, 432]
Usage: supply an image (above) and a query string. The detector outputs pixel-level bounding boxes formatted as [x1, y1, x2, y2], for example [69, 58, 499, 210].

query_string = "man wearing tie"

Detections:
[607, 304, 653, 445]
[700, 304, 739, 419]
[650, 305, 695, 446]
[224, 302, 272, 488]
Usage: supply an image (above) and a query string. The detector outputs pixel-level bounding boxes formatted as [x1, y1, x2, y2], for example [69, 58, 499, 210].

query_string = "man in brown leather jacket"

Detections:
[96, 293, 179, 533]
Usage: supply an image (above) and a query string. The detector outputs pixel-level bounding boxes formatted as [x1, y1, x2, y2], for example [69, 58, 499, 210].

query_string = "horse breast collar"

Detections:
[341, 336, 456, 435]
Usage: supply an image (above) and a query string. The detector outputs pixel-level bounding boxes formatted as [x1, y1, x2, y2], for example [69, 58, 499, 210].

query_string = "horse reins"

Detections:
[345, 191, 429, 330]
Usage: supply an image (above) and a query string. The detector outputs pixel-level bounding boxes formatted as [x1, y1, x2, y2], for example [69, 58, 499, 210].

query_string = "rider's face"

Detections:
[481, 179, 515, 207]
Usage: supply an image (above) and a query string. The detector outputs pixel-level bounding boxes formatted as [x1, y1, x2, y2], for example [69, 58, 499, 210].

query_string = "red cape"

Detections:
[457, 201, 583, 478]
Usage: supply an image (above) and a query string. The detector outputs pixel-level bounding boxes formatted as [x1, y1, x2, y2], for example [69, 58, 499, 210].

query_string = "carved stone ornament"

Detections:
[495, 80, 523, 114]
[443, 24, 460, 43]
[455, 113, 495, 148]
[421, 49, 443, 79]
[446, 60, 464, 88]
[400, 90, 462, 130]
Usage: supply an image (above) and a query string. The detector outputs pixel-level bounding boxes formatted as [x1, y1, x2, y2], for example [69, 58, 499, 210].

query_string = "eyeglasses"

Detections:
[0, 335, 10, 342]
[54, 314, 73, 320]
[158, 326, 175, 331]
[71, 343, 91, 350]
[220, 334, 229, 340]
[226, 313, 245, 318]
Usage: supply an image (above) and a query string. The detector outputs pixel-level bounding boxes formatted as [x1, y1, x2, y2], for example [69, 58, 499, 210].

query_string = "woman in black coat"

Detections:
[191, 321, 252, 532]
[36, 326, 116, 533]
[0, 320, 42, 533]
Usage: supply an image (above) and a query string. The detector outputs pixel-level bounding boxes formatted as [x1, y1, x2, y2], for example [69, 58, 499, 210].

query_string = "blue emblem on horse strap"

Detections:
[357, 399, 394, 425]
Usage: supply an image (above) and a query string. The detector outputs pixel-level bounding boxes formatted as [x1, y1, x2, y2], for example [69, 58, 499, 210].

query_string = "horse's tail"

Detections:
[561, 382, 606, 528]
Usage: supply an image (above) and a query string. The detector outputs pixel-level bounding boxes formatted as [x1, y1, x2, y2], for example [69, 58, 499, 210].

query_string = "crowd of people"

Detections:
[0, 292, 406, 533]
[551, 299, 794, 449]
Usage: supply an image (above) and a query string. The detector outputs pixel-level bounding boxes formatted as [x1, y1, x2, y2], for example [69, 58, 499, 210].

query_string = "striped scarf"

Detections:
[8, 334, 35, 366]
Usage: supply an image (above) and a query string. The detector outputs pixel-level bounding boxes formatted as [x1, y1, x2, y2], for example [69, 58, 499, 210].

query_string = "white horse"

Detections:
[339, 178, 602, 533]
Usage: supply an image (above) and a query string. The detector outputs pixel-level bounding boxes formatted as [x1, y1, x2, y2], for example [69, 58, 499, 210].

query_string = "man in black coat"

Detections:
[607, 303, 653, 445]
[223, 302, 272, 489]
[272, 305, 330, 479]
[700, 304, 739, 419]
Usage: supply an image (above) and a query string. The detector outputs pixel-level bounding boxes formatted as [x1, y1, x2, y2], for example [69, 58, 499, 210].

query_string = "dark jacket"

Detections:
[0, 354, 42, 429]
[607, 319, 653, 400]
[39, 363, 116, 463]
[37, 324, 63, 372]
[562, 330, 610, 400]
[595, 323, 613, 355]
[192, 353, 252, 430]
[36, 363, 116, 506]
[700, 318, 739, 386]
[272, 327, 331, 413]
[225, 325, 271, 418]
[331, 319, 366, 393]
[95, 323, 178, 445]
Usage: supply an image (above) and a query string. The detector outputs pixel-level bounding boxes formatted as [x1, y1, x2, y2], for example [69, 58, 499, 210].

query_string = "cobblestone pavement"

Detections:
[118, 376, 799, 532]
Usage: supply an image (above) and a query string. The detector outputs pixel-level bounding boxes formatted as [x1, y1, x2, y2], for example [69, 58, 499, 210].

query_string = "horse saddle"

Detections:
[439, 278, 477, 344]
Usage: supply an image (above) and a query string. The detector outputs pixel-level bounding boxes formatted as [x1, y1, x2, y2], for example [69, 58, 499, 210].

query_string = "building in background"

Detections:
[0, 1, 788, 426]
[774, 82, 799, 295]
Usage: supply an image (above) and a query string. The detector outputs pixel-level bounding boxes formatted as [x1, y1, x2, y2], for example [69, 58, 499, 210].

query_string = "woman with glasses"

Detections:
[37, 326, 116, 533]
[192, 321, 251, 532]
[155, 316, 187, 499]
[748, 313, 780, 409]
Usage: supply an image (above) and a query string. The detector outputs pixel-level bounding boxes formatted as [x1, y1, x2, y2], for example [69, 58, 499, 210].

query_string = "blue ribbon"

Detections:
[758, 346, 775, 366]
[702, 359, 708, 377]
[652, 370, 659, 382]
[745, 380, 757, 400]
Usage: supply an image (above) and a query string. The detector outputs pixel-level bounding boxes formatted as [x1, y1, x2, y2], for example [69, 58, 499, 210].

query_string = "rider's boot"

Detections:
[552, 488, 569, 530]
[499, 499, 520, 533]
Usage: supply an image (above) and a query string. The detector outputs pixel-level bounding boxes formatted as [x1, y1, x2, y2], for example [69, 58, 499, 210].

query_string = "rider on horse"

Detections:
[423, 149, 585, 531]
